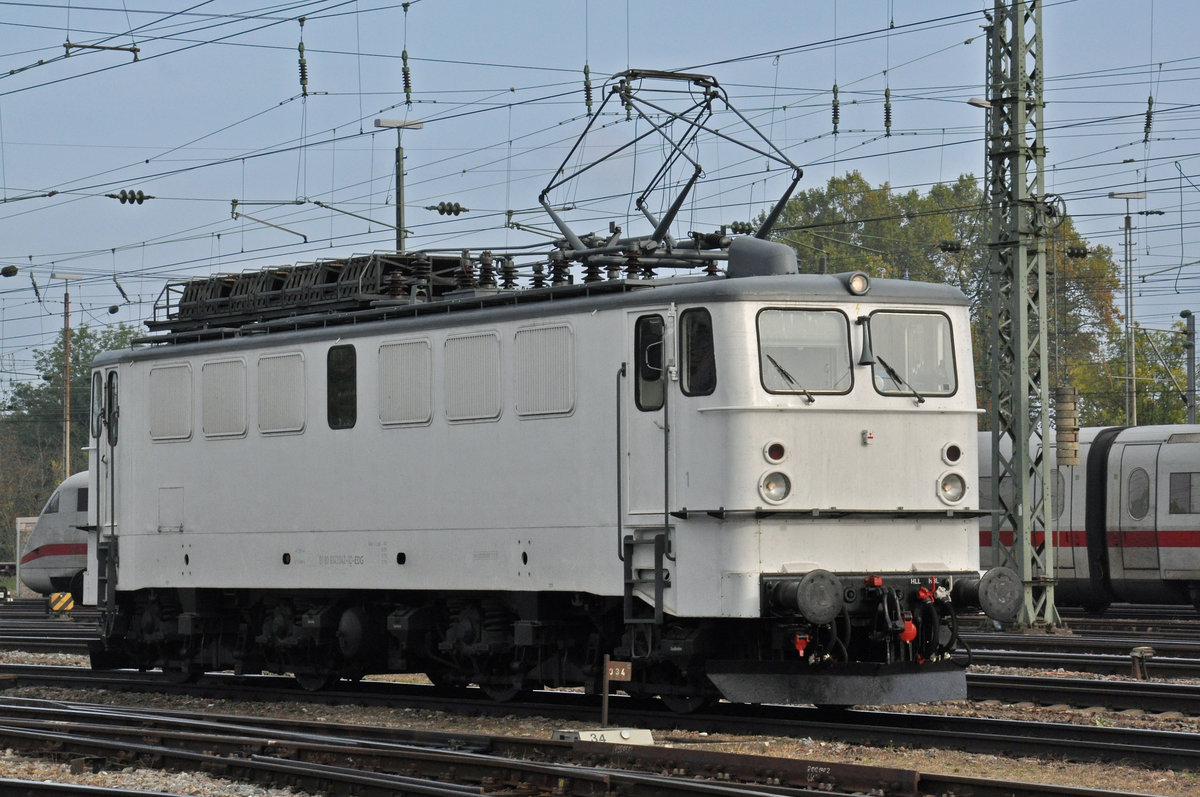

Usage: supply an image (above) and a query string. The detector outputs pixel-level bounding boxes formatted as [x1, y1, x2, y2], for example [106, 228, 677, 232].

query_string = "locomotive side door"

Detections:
[1117, 443, 1160, 571]
[624, 310, 672, 517]
[87, 366, 120, 607]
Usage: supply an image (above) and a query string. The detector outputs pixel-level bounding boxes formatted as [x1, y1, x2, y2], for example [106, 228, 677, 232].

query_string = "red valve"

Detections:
[794, 634, 810, 657]
[899, 613, 917, 643]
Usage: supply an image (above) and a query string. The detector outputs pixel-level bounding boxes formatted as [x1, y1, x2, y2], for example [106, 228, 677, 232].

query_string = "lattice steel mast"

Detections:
[983, 0, 1061, 628]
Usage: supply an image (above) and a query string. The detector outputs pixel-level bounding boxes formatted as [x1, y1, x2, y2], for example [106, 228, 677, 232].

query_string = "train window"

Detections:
[327, 345, 357, 430]
[635, 315, 665, 411]
[43, 491, 60, 515]
[1051, 469, 1065, 519]
[757, 309, 851, 394]
[1169, 472, 1200, 514]
[76, 487, 88, 513]
[680, 309, 716, 397]
[91, 372, 103, 439]
[868, 312, 956, 397]
[105, 371, 119, 446]
[1128, 467, 1150, 520]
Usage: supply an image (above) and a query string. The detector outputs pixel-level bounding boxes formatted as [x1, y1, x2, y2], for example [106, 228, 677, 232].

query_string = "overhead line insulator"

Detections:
[1143, 95, 1154, 143]
[428, 201, 467, 216]
[884, 87, 892, 137]
[298, 42, 309, 97]
[584, 63, 593, 117]
[106, 189, 153, 204]
[832, 83, 840, 135]
[403, 49, 412, 106]
[298, 17, 308, 98]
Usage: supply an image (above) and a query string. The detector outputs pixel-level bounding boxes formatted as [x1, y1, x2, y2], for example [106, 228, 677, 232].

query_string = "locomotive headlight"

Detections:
[759, 471, 792, 504]
[937, 472, 967, 504]
[847, 272, 870, 295]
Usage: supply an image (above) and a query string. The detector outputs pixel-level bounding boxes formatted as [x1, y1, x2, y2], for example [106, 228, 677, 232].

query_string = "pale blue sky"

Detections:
[0, 1, 1194, 389]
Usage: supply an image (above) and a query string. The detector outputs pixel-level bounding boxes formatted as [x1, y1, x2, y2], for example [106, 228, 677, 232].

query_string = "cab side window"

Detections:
[680, 309, 716, 397]
[635, 315, 664, 411]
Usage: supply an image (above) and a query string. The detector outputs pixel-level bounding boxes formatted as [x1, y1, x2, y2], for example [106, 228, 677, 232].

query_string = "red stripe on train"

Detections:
[980, 530, 1200, 548]
[20, 543, 87, 565]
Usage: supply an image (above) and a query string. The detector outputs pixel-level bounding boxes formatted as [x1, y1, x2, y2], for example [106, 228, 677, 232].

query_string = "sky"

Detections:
[0, 0, 1195, 394]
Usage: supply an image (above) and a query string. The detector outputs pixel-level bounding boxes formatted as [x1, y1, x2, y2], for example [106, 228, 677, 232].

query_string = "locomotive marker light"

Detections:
[941, 442, 963, 465]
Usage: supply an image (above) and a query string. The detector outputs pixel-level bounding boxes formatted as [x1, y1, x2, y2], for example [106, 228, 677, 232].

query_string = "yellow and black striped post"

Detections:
[49, 592, 74, 612]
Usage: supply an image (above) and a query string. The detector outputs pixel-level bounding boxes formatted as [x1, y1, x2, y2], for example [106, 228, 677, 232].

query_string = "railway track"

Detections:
[3, 663, 1199, 773]
[0, 692, 1170, 797]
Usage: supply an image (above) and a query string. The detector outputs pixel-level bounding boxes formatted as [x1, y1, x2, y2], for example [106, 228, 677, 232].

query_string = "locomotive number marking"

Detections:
[606, 660, 632, 682]
[318, 554, 366, 566]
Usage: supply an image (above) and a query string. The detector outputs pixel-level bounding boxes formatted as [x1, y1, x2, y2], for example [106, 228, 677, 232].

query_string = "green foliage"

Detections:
[0, 324, 139, 562]
[771, 172, 1136, 427]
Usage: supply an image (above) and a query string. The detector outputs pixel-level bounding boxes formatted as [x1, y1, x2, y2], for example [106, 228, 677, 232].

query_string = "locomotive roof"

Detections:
[97, 269, 967, 366]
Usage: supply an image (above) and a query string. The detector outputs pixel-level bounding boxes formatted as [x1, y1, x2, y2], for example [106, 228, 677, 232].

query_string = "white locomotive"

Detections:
[19, 471, 88, 599]
[980, 425, 1200, 612]
[83, 70, 1018, 707]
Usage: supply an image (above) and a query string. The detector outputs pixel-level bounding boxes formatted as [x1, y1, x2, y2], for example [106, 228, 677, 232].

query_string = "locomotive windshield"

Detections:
[757, 309, 852, 394]
[869, 311, 956, 396]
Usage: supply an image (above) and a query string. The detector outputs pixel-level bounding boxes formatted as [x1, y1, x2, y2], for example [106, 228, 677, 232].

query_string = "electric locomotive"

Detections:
[83, 70, 1019, 707]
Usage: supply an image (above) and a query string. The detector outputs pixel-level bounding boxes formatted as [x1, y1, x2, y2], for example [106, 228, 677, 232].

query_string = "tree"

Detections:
[1073, 322, 1191, 426]
[770, 171, 1125, 427]
[0, 324, 139, 562]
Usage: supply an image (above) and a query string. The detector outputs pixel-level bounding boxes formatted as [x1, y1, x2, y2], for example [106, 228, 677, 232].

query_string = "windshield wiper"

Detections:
[765, 354, 815, 404]
[875, 355, 925, 405]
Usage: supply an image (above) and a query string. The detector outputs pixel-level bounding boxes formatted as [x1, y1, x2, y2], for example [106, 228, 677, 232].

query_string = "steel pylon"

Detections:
[982, 0, 1061, 628]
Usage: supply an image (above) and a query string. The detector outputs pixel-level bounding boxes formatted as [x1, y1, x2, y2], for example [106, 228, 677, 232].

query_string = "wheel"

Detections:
[161, 664, 201, 684]
[426, 671, 466, 689]
[479, 680, 524, 703]
[658, 692, 715, 714]
[293, 671, 336, 692]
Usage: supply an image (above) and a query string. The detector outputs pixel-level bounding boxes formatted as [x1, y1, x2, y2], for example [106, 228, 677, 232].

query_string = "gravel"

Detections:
[2, 651, 1199, 796]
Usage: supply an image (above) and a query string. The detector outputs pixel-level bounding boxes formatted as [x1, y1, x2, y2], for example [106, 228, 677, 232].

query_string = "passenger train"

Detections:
[980, 425, 1200, 612]
[78, 70, 1018, 708]
[18, 471, 88, 599]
